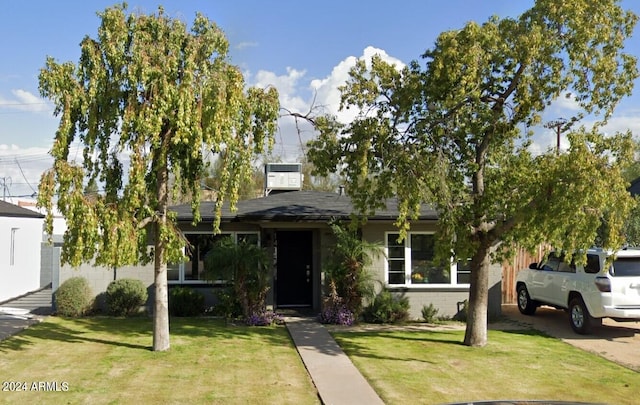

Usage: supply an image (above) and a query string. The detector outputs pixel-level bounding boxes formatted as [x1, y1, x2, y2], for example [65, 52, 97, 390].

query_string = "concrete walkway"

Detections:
[285, 316, 384, 405]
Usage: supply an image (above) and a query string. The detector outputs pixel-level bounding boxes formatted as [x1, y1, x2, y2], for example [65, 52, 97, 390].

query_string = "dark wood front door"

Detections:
[276, 231, 313, 307]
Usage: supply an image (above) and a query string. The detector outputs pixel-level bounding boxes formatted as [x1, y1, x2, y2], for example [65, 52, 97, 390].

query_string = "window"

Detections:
[385, 232, 462, 286]
[168, 232, 260, 283]
[584, 254, 601, 274]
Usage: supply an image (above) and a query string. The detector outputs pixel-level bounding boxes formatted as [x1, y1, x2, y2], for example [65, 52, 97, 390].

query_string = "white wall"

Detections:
[0, 216, 43, 302]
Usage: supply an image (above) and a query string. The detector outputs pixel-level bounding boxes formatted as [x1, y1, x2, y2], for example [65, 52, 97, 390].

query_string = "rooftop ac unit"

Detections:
[265, 163, 303, 191]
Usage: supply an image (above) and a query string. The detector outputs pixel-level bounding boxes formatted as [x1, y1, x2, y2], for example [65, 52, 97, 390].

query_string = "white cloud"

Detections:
[235, 41, 258, 50]
[250, 46, 408, 161]
[310, 46, 405, 124]
[0, 89, 52, 113]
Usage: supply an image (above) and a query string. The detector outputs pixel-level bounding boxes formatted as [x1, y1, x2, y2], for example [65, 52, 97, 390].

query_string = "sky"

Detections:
[1, 0, 640, 200]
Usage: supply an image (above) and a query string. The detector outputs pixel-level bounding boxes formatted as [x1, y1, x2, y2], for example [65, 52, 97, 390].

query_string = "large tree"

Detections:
[308, 0, 638, 346]
[38, 5, 279, 351]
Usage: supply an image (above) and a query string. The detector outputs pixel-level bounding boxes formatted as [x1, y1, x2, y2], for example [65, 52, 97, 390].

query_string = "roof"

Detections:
[172, 190, 438, 223]
[0, 200, 45, 218]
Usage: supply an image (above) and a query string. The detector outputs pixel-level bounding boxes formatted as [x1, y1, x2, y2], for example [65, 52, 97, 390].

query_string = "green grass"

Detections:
[0, 317, 319, 405]
[332, 328, 640, 405]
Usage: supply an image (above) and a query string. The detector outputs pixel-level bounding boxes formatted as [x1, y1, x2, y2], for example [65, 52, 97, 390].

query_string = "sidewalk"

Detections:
[285, 316, 384, 405]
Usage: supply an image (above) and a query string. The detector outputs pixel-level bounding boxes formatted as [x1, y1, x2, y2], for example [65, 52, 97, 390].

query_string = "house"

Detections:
[0, 200, 44, 302]
[167, 189, 503, 319]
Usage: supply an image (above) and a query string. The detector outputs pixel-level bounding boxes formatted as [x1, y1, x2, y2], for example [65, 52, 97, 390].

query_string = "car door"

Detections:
[547, 257, 575, 307]
[530, 254, 561, 302]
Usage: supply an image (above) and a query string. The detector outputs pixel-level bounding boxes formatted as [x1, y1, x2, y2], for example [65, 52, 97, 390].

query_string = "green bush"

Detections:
[363, 291, 410, 324]
[169, 287, 205, 317]
[211, 287, 243, 320]
[54, 277, 93, 317]
[106, 278, 148, 316]
[421, 303, 440, 323]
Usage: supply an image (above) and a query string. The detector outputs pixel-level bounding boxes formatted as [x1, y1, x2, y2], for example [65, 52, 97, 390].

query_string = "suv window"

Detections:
[584, 254, 601, 274]
[541, 254, 562, 271]
[611, 258, 640, 277]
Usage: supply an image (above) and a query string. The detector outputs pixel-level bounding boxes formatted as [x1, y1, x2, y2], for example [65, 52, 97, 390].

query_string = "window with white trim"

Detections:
[385, 232, 467, 286]
[168, 232, 260, 283]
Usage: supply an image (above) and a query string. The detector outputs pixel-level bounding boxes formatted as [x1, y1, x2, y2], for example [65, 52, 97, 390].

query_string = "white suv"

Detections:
[515, 248, 640, 334]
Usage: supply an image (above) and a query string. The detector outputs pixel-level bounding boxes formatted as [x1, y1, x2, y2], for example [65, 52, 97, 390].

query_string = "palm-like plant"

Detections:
[324, 222, 382, 318]
[203, 237, 271, 319]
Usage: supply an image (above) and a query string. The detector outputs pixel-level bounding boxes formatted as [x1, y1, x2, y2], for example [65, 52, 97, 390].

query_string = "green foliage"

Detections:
[307, 0, 638, 346]
[323, 222, 381, 318]
[211, 287, 243, 320]
[37, 4, 279, 350]
[105, 278, 148, 316]
[203, 237, 271, 320]
[623, 198, 640, 246]
[54, 277, 93, 317]
[169, 287, 205, 317]
[363, 291, 410, 324]
[421, 303, 440, 323]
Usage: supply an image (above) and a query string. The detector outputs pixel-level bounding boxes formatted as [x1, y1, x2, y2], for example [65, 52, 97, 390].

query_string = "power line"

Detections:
[14, 158, 37, 194]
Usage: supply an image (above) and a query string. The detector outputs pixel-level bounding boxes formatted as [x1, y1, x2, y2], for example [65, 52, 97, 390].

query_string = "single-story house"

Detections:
[55, 186, 502, 319]
[0, 200, 44, 302]
[171, 189, 503, 319]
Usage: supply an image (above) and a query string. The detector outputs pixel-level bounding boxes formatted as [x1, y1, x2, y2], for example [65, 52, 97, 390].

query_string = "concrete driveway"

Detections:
[501, 304, 640, 371]
[0, 307, 42, 341]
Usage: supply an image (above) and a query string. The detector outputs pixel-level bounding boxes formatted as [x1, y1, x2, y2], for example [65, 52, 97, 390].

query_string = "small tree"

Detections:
[38, 5, 279, 351]
[203, 237, 271, 321]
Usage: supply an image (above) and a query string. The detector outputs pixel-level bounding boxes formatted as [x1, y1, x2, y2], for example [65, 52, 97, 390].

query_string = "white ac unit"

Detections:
[265, 163, 303, 191]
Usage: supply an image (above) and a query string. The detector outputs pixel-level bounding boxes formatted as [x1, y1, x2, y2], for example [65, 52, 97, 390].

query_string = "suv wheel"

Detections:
[517, 285, 537, 315]
[569, 297, 600, 334]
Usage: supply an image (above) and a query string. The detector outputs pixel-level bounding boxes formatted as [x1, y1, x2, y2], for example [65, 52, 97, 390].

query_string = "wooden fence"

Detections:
[501, 245, 547, 304]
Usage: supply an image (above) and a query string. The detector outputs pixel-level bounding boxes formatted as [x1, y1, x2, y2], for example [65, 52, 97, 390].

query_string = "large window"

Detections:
[168, 232, 260, 283]
[385, 232, 466, 286]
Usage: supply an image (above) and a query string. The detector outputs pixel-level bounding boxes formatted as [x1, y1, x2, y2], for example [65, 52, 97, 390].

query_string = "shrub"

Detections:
[54, 277, 93, 317]
[319, 280, 355, 326]
[421, 303, 439, 323]
[105, 278, 148, 316]
[211, 287, 243, 320]
[363, 291, 410, 324]
[169, 287, 205, 317]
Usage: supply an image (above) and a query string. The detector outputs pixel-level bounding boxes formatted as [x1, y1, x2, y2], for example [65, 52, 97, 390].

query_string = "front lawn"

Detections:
[0, 317, 319, 404]
[332, 328, 640, 404]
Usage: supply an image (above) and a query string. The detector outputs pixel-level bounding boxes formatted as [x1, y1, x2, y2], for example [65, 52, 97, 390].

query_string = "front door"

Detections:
[276, 231, 313, 307]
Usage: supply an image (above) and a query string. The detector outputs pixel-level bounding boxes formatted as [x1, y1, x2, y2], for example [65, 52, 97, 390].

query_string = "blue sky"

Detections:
[1, 1, 640, 198]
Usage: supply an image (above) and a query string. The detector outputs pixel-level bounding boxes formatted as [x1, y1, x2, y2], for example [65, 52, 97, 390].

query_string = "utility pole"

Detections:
[544, 118, 567, 155]
[0, 176, 11, 201]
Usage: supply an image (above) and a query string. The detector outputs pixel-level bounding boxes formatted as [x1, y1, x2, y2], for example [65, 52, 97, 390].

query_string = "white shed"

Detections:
[0, 200, 44, 302]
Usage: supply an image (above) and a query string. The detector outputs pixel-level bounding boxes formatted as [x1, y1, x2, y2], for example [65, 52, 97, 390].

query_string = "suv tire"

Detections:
[569, 297, 601, 334]
[517, 285, 537, 315]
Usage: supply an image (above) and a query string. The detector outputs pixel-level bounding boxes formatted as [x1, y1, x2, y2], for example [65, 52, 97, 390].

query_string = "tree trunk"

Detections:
[463, 241, 491, 347]
[153, 146, 170, 352]
[153, 232, 170, 351]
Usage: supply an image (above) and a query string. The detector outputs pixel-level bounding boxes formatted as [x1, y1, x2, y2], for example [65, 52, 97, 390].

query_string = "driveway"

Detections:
[501, 304, 640, 371]
[0, 307, 42, 341]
